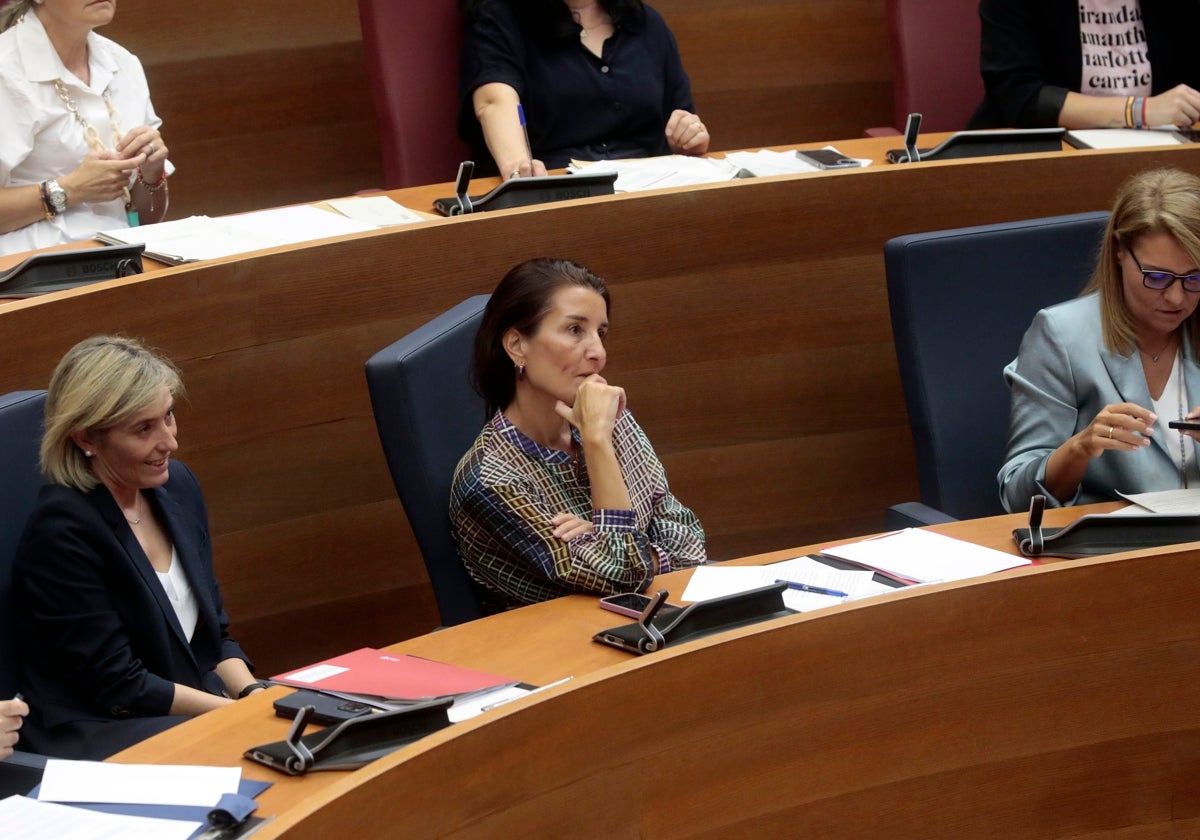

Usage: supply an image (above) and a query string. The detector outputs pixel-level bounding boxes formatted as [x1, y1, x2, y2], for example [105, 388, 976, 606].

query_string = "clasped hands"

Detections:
[61, 126, 167, 205]
[549, 375, 626, 541]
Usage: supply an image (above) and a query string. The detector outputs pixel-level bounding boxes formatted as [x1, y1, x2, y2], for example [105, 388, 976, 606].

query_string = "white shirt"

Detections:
[1152, 351, 1195, 481]
[0, 12, 170, 255]
[154, 546, 199, 643]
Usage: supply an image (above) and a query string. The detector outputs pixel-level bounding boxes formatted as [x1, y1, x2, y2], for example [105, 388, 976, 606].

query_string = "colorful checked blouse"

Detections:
[451, 410, 706, 608]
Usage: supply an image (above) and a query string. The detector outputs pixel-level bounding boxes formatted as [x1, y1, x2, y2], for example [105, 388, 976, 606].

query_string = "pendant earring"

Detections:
[516, 364, 526, 380]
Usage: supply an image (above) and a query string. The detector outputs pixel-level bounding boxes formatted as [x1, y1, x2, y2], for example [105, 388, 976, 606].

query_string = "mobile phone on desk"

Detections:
[274, 689, 375, 725]
[598, 592, 681, 618]
[794, 148, 861, 170]
[1168, 419, 1200, 431]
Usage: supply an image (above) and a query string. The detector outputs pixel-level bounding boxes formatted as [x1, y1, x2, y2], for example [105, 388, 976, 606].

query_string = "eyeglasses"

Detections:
[1130, 248, 1200, 292]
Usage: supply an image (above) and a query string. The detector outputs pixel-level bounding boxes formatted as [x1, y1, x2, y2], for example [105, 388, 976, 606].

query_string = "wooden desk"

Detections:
[3, 138, 1200, 674]
[113, 505, 1200, 838]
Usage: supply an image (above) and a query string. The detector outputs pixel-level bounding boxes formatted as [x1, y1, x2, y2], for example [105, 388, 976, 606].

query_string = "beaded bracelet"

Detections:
[137, 167, 168, 191]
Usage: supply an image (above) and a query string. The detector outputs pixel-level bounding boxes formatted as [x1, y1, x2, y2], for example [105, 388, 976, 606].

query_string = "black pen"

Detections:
[774, 579, 849, 598]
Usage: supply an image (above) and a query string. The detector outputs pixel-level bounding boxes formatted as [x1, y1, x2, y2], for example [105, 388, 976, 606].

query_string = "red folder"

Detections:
[272, 648, 516, 702]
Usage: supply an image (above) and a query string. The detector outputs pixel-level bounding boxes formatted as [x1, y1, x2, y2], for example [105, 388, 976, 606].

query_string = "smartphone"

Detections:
[599, 592, 680, 618]
[795, 148, 861, 170]
[273, 689, 375, 725]
[1168, 420, 1200, 431]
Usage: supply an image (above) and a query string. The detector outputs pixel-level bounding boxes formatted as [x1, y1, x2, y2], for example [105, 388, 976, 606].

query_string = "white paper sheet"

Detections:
[325, 196, 426, 227]
[1115, 488, 1200, 514]
[819, 528, 1031, 583]
[38, 759, 240, 808]
[0, 795, 197, 840]
[680, 558, 888, 611]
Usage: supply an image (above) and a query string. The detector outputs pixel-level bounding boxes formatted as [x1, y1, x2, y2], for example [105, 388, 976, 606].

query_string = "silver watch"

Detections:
[45, 179, 67, 215]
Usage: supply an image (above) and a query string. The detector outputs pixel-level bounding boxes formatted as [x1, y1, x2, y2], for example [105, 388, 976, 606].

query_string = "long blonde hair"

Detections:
[41, 336, 184, 492]
[0, 1, 33, 32]
[1084, 168, 1200, 359]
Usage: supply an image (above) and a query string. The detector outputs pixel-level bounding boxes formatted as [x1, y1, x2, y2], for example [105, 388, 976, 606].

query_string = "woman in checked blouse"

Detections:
[451, 257, 706, 608]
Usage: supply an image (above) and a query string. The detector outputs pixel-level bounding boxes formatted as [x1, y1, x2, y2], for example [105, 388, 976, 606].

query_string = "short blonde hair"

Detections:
[1085, 168, 1200, 358]
[42, 336, 184, 491]
[0, 1, 33, 32]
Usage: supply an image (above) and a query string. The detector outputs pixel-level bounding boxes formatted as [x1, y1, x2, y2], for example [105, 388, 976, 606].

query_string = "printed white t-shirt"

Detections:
[1078, 0, 1152, 97]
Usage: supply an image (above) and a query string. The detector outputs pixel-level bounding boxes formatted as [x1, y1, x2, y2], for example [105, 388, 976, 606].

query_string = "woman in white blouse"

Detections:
[0, 0, 170, 255]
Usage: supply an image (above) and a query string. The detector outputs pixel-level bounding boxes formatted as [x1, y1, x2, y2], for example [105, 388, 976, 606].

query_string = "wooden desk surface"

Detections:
[112, 503, 1200, 838]
[3, 137, 1198, 678]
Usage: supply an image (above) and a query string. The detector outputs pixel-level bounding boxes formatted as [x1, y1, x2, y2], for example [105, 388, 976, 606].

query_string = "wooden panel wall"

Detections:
[5, 144, 1200, 676]
[100, 0, 893, 218]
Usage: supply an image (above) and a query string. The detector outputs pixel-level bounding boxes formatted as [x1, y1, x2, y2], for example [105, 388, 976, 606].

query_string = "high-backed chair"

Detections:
[357, 0, 470, 189]
[365, 297, 492, 627]
[0, 390, 48, 794]
[886, 211, 1110, 528]
[867, 0, 984, 136]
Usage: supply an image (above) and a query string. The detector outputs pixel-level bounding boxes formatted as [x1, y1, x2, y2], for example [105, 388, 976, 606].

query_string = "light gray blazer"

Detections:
[999, 293, 1200, 512]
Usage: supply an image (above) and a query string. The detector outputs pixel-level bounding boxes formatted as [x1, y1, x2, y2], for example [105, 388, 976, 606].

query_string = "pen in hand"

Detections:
[518, 103, 532, 168]
[774, 579, 849, 598]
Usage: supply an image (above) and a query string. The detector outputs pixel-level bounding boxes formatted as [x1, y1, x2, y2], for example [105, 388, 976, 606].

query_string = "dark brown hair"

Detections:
[473, 258, 610, 416]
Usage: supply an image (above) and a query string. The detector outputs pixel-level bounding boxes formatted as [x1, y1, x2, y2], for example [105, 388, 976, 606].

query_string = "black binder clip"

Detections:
[635, 589, 670, 653]
[450, 160, 475, 216]
[282, 704, 316, 774]
[1022, 494, 1046, 556]
[901, 112, 923, 163]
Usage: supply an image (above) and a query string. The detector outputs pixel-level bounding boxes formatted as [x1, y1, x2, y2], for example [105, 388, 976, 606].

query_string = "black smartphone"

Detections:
[273, 689, 375, 725]
[794, 148, 861, 170]
[1168, 420, 1200, 431]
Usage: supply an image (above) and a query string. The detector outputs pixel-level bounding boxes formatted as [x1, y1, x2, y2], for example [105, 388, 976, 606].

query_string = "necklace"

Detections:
[569, 4, 610, 40]
[1178, 356, 1192, 489]
[1139, 333, 1176, 363]
[53, 79, 138, 225]
[123, 495, 143, 526]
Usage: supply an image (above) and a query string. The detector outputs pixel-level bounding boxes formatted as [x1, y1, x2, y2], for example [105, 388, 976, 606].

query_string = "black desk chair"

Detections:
[885, 211, 1110, 527]
[365, 297, 495, 627]
[0, 390, 49, 795]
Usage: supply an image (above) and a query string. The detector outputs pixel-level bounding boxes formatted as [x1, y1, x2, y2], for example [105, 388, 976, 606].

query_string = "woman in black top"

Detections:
[459, 0, 709, 178]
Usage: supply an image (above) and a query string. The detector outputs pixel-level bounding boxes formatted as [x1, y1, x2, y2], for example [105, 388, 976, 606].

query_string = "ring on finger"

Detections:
[1107, 425, 1115, 439]
[146, 143, 155, 155]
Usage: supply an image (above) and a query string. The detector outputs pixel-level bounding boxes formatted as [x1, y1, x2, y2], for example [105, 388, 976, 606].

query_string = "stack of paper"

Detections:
[5, 759, 260, 839]
[569, 147, 874, 192]
[96, 204, 382, 264]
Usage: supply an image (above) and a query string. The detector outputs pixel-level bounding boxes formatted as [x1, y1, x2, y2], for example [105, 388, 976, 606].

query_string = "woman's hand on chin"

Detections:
[555, 375, 626, 441]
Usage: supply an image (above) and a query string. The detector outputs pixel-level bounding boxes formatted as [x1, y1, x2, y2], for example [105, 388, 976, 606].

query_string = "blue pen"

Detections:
[774, 579, 849, 598]
[518, 103, 532, 162]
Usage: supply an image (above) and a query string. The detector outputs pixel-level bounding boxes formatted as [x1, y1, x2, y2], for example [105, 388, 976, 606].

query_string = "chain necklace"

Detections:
[1176, 353, 1192, 489]
[53, 79, 139, 225]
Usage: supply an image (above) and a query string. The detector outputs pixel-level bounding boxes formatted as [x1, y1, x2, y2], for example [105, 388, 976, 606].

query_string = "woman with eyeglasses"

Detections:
[999, 168, 1200, 512]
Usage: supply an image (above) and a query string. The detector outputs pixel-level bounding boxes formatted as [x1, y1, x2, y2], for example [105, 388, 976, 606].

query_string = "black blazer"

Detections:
[14, 460, 251, 759]
[971, 0, 1200, 128]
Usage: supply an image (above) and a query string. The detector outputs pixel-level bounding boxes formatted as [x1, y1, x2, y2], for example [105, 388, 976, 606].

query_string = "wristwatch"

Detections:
[43, 179, 67, 216]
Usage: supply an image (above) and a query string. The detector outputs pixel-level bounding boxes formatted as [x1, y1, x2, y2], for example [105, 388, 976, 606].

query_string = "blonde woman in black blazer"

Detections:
[14, 336, 262, 759]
